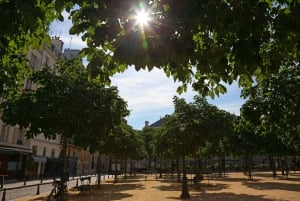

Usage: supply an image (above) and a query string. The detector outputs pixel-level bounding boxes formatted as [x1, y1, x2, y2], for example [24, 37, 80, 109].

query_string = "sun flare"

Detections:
[135, 9, 150, 27]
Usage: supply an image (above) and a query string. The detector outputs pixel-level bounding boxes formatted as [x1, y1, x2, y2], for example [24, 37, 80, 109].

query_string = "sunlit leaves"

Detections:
[65, 0, 300, 98]
[2, 0, 300, 100]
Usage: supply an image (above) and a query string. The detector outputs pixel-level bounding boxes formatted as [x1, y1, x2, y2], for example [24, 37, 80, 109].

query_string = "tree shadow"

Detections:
[217, 176, 251, 182]
[105, 178, 142, 183]
[152, 183, 181, 191]
[243, 181, 300, 192]
[198, 183, 229, 192]
[166, 192, 276, 201]
[153, 182, 229, 192]
[69, 182, 145, 201]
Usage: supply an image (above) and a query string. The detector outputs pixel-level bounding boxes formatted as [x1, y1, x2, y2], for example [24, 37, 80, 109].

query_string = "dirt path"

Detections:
[17, 172, 300, 201]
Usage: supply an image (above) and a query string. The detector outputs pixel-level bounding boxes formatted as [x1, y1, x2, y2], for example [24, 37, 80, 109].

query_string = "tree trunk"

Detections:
[59, 136, 68, 201]
[180, 154, 190, 199]
[171, 160, 175, 178]
[218, 155, 222, 177]
[124, 159, 128, 179]
[97, 153, 102, 186]
[114, 158, 118, 183]
[148, 158, 152, 169]
[221, 154, 226, 177]
[245, 154, 252, 181]
[269, 155, 277, 178]
[195, 157, 202, 178]
[176, 158, 181, 182]
[284, 156, 289, 178]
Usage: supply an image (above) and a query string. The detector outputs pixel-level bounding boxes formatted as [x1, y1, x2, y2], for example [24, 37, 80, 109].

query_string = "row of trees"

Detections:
[1, 1, 299, 200]
[1, 61, 298, 200]
[1, 59, 146, 200]
[238, 64, 300, 178]
[140, 63, 299, 196]
[140, 66, 299, 179]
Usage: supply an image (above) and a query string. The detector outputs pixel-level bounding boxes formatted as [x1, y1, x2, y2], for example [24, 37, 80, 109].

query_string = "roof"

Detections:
[149, 118, 164, 128]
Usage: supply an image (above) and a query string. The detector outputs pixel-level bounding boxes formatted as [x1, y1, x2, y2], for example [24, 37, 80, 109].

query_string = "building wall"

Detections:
[0, 37, 96, 180]
[0, 123, 31, 179]
[63, 48, 80, 59]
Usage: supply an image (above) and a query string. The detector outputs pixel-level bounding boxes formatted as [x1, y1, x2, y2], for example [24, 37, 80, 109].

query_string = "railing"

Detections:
[0, 176, 99, 201]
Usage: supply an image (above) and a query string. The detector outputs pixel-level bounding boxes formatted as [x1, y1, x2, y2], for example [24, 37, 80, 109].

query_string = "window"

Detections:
[43, 147, 46, 156]
[0, 123, 10, 142]
[32, 145, 38, 155]
[16, 128, 24, 145]
[51, 149, 55, 157]
[30, 53, 39, 70]
[24, 78, 32, 89]
[44, 56, 49, 67]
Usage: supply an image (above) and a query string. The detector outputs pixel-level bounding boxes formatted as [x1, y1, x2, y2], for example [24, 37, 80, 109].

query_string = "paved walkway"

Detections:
[0, 174, 113, 201]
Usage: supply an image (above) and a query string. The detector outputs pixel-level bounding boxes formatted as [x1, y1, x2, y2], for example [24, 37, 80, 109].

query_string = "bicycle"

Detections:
[47, 179, 68, 201]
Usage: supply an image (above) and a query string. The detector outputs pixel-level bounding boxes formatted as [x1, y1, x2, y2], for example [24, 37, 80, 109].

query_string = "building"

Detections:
[0, 36, 95, 180]
[0, 124, 32, 179]
[63, 48, 80, 59]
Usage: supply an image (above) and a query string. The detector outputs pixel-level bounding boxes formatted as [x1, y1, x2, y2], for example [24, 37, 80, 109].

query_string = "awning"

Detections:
[32, 156, 47, 163]
[0, 146, 32, 154]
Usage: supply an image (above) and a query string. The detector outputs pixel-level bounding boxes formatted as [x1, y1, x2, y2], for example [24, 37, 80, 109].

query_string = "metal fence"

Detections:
[0, 176, 100, 201]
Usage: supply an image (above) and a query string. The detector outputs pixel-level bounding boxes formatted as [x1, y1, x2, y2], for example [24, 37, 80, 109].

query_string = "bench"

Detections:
[79, 176, 91, 194]
[189, 173, 214, 187]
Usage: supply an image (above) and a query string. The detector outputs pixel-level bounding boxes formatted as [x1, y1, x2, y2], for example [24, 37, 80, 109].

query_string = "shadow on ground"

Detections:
[153, 182, 229, 193]
[167, 192, 276, 201]
[243, 181, 300, 192]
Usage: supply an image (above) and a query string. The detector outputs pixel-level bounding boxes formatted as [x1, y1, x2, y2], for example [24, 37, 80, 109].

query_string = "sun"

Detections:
[134, 9, 150, 27]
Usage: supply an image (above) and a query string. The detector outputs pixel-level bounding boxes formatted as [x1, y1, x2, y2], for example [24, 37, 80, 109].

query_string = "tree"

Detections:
[1, 58, 128, 200]
[2, 1, 300, 98]
[69, 0, 300, 96]
[233, 115, 261, 181]
[240, 65, 300, 177]
[158, 114, 183, 181]
[109, 122, 146, 181]
[0, 0, 72, 97]
[141, 126, 159, 169]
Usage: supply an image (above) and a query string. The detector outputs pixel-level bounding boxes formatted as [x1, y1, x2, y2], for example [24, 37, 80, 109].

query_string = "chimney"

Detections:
[145, 121, 149, 127]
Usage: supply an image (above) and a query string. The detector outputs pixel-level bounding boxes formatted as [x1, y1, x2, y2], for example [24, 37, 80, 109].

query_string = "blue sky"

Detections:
[50, 12, 245, 130]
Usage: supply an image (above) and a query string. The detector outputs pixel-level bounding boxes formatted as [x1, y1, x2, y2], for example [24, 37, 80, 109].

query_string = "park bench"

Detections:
[78, 176, 91, 194]
[189, 172, 214, 187]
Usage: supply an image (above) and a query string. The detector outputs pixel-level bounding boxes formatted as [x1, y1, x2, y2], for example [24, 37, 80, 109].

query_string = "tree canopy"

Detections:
[1, 0, 300, 97]
[69, 0, 300, 96]
[0, 58, 129, 199]
[1, 59, 128, 140]
[241, 65, 300, 150]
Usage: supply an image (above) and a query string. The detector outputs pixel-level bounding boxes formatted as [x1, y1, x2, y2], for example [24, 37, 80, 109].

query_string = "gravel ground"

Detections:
[16, 171, 300, 201]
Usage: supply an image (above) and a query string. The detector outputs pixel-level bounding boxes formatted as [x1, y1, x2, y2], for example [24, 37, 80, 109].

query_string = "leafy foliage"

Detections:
[1, 58, 129, 200]
[1, 58, 128, 141]
[241, 65, 300, 150]
[2, 0, 300, 98]
[68, 0, 300, 97]
[156, 96, 235, 161]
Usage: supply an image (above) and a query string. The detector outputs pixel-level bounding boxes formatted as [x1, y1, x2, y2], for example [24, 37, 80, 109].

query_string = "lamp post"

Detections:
[179, 123, 190, 199]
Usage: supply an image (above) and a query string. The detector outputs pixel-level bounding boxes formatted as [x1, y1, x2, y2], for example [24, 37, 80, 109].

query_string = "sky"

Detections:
[50, 12, 245, 130]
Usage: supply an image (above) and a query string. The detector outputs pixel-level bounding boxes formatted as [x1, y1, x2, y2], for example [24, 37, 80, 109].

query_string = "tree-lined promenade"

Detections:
[1, 0, 299, 200]
[16, 172, 300, 201]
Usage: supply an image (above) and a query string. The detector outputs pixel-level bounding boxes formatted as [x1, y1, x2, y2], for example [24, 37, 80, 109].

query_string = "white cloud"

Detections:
[112, 67, 245, 129]
[112, 68, 183, 114]
[50, 16, 244, 130]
